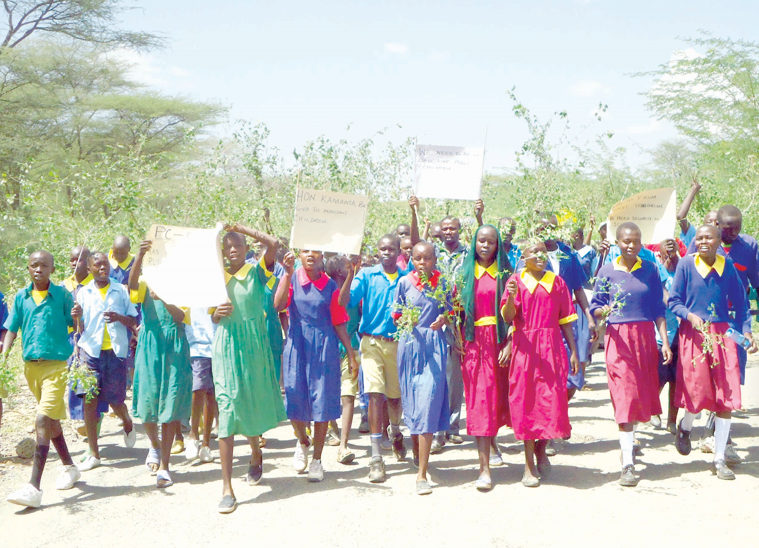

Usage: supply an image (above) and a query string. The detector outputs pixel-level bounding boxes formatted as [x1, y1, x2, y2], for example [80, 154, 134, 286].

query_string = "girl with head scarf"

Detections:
[459, 224, 513, 491]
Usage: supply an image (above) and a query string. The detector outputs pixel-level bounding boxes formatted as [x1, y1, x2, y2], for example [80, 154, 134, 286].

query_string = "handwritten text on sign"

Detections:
[141, 223, 228, 308]
[291, 189, 369, 255]
[413, 144, 484, 201]
[607, 188, 677, 245]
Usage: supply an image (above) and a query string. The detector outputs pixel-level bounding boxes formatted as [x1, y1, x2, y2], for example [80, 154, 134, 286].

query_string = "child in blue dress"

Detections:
[392, 241, 451, 495]
[277, 250, 358, 483]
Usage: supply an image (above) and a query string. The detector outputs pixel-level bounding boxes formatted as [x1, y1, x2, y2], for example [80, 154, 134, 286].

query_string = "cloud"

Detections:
[429, 50, 450, 61]
[568, 80, 611, 97]
[384, 42, 409, 55]
[624, 119, 662, 135]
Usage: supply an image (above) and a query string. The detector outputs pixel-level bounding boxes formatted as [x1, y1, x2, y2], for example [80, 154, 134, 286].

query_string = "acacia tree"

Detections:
[1, 0, 162, 51]
[637, 33, 759, 229]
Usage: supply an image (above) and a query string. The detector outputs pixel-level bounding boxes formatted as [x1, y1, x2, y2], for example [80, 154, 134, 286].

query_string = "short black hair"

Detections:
[377, 233, 401, 249]
[87, 251, 108, 264]
[717, 205, 742, 222]
[697, 224, 722, 240]
[615, 222, 641, 240]
[325, 255, 349, 279]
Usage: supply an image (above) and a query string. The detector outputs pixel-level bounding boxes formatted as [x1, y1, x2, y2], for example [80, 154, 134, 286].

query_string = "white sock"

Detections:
[680, 411, 697, 432]
[370, 433, 382, 460]
[389, 423, 401, 437]
[714, 417, 731, 462]
[620, 431, 634, 467]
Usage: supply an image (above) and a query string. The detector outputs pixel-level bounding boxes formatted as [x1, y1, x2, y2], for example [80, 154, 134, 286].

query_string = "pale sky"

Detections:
[118, 0, 759, 172]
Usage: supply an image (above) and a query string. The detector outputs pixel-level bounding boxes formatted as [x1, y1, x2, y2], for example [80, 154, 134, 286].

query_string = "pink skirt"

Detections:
[604, 322, 662, 424]
[461, 325, 511, 436]
[676, 321, 741, 413]
[509, 327, 570, 441]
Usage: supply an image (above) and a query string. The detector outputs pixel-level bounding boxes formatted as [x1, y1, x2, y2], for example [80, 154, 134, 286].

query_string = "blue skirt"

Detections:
[283, 323, 341, 423]
[397, 327, 450, 435]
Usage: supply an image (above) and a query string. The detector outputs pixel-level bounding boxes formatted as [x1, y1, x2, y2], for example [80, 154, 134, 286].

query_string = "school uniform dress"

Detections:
[686, 234, 759, 384]
[460, 262, 510, 436]
[392, 271, 450, 436]
[590, 257, 665, 424]
[657, 265, 680, 388]
[501, 271, 576, 441]
[213, 262, 286, 438]
[130, 282, 192, 424]
[550, 242, 589, 388]
[284, 268, 348, 423]
[0, 292, 7, 399]
[246, 258, 286, 383]
[668, 255, 750, 413]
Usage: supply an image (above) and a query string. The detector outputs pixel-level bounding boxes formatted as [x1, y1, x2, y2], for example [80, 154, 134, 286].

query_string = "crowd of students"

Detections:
[1, 180, 757, 513]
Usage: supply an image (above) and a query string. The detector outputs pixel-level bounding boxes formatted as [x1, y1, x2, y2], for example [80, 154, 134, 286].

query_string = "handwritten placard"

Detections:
[607, 188, 677, 245]
[290, 189, 369, 255]
[141, 223, 228, 307]
[413, 144, 484, 201]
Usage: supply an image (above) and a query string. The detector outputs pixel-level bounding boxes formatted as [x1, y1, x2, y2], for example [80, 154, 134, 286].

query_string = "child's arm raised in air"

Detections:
[409, 195, 421, 245]
[273, 251, 295, 312]
[337, 261, 356, 308]
[474, 199, 485, 227]
[677, 177, 701, 235]
[225, 223, 279, 268]
[584, 216, 595, 246]
[128, 240, 152, 291]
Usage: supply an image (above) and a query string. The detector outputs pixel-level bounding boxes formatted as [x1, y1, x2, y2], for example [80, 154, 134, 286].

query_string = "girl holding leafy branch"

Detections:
[459, 225, 511, 491]
[590, 222, 670, 488]
[392, 241, 452, 495]
[500, 242, 579, 488]
[667, 225, 757, 481]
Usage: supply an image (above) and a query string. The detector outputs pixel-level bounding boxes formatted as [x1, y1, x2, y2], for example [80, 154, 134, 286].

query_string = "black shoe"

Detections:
[246, 462, 263, 486]
[390, 429, 407, 461]
[619, 465, 637, 487]
[218, 495, 237, 514]
[675, 422, 691, 455]
[713, 459, 735, 481]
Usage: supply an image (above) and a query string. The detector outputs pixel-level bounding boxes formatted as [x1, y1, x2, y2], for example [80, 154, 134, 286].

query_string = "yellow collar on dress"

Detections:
[225, 263, 253, 285]
[108, 250, 134, 270]
[694, 254, 725, 278]
[520, 270, 556, 294]
[474, 261, 498, 280]
[613, 255, 642, 272]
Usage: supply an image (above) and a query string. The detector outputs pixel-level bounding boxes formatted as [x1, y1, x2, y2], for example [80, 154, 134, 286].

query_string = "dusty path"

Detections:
[1, 357, 758, 548]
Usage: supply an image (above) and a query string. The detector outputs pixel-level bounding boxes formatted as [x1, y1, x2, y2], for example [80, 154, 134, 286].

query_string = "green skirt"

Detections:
[212, 317, 286, 438]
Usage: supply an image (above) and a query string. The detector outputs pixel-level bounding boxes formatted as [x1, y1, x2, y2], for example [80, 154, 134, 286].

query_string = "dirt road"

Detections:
[1, 358, 758, 548]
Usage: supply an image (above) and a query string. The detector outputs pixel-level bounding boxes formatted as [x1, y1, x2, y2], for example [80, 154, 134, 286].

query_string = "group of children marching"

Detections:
[1, 182, 757, 513]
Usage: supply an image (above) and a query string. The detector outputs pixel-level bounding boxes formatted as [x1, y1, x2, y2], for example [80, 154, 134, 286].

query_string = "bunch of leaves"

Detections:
[595, 278, 630, 327]
[419, 265, 465, 351]
[693, 303, 726, 369]
[65, 347, 100, 403]
[392, 301, 421, 342]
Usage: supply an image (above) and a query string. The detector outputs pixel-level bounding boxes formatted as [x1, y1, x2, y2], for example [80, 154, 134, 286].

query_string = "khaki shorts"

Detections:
[340, 354, 360, 397]
[360, 337, 401, 399]
[24, 360, 68, 420]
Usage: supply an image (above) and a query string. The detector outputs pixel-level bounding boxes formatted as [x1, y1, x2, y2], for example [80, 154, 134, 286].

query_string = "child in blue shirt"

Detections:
[668, 225, 757, 480]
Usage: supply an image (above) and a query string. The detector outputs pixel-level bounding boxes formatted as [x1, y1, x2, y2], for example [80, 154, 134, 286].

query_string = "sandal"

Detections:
[156, 469, 173, 488]
[337, 449, 355, 465]
[259, 436, 267, 449]
[145, 448, 161, 475]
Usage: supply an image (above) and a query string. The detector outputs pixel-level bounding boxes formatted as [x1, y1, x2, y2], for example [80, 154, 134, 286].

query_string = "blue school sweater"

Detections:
[590, 257, 665, 324]
[686, 233, 759, 294]
[668, 254, 751, 334]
